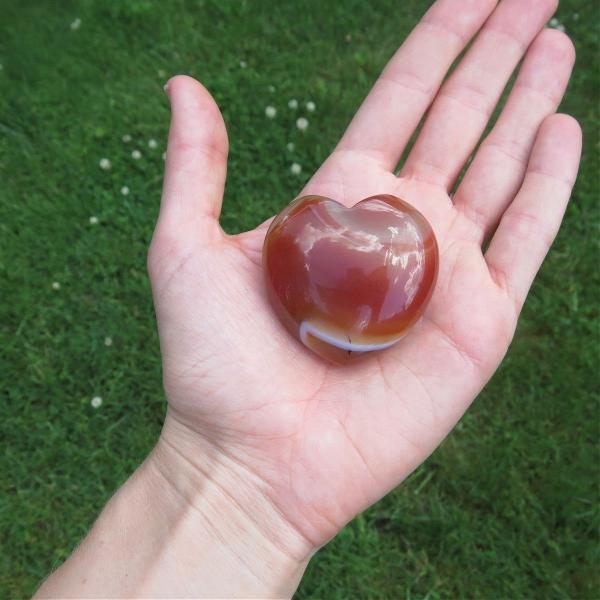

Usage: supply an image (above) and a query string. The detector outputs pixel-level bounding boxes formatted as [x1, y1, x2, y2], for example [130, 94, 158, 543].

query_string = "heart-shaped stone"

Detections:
[263, 194, 439, 363]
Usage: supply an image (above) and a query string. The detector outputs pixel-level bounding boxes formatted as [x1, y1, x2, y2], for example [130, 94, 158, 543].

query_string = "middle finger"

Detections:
[400, 0, 557, 190]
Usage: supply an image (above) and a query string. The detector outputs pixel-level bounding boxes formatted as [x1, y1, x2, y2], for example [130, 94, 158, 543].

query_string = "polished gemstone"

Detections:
[263, 194, 439, 363]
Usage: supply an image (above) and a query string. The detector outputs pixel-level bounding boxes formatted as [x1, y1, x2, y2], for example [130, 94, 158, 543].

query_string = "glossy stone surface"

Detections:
[263, 194, 439, 363]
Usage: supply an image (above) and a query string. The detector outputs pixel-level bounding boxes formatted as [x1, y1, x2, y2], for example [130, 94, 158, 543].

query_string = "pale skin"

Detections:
[36, 0, 582, 598]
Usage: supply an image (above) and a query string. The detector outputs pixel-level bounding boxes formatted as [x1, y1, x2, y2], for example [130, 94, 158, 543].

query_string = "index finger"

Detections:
[334, 0, 498, 170]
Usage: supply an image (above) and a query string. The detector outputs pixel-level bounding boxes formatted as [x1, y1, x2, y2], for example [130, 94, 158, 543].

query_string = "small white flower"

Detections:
[162, 151, 166, 161]
[306, 101, 316, 112]
[265, 106, 277, 118]
[120, 186, 130, 196]
[91, 396, 103, 409]
[148, 139, 158, 149]
[268, 85, 275, 93]
[122, 134, 132, 143]
[296, 117, 308, 130]
[131, 149, 142, 160]
[286, 142, 295, 152]
[549, 17, 559, 27]
[52, 281, 61, 290]
[104, 337, 113, 347]
[99, 157, 111, 170]
[288, 99, 298, 109]
[290, 163, 302, 175]
[70, 18, 81, 30]
[556, 23, 566, 32]
[158, 68, 166, 78]
[89, 216, 99, 225]
[240, 60, 247, 68]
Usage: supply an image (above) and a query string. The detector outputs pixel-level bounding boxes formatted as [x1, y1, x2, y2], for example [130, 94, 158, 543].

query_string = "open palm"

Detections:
[149, 0, 581, 551]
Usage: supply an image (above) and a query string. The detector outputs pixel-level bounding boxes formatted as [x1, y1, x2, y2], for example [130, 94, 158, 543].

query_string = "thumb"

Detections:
[155, 75, 229, 244]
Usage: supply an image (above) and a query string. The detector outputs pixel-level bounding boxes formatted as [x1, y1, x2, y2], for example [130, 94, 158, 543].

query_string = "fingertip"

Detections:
[534, 27, 576, 65]
[166, 75, 228, 157]
[165, 75, 216, 108]
[551, 112, 582, 132]
[527, 113, 582, 188]
[165, 74, 202, 94]
[539, 113, 582, 151]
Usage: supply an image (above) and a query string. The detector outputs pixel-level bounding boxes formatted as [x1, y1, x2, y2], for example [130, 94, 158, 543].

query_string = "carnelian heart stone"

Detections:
[262, 194, 439, 363]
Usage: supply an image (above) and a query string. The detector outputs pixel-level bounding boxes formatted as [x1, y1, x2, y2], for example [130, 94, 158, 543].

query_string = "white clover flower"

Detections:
[91, 396, 103, 409]
[122, 134, 132, 143]
[288, 99, 298, 109]
[120, 186, 130, 196]
[70, 18, 81, 30]
[306, 101, 316, 112]
[240, 60, 247, 68]
[268, 85, 275, 93]
[148, 139, 158, 149]
[52, 281, 61, 290]
[89, 216, 99, 225]
[131, 149, 142, 159]
[104, 337, 113, 347]
[99, 157, 111, 170]
[296, 117, 308, 130]
[548, 17, 566, 31]
[286, 142, 295, 152]
[158, 69, 166, 78]
[290, 163, 302, 175]
[265, 106, 277, 118]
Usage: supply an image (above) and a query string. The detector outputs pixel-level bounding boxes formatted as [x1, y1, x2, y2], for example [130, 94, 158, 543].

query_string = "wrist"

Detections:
[36, 413, 314, 599]
[145, 412, 314, 597]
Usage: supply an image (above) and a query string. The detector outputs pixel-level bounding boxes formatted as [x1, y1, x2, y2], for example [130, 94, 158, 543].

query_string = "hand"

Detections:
[151, 0, 581, 558]
[37, 1, 582, 598]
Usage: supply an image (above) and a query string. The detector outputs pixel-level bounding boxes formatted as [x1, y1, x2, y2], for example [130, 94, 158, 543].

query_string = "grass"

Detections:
[0, 0, 598, 598]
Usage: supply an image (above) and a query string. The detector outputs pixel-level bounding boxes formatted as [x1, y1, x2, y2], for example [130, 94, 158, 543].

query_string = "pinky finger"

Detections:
[485, 114, 582, 313]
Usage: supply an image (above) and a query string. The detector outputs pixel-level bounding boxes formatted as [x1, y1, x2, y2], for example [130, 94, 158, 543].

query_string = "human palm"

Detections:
[149, 0, 581, 549]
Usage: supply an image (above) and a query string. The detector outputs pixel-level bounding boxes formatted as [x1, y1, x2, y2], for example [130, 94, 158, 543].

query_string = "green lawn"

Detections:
[1, 0, 598, 598]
